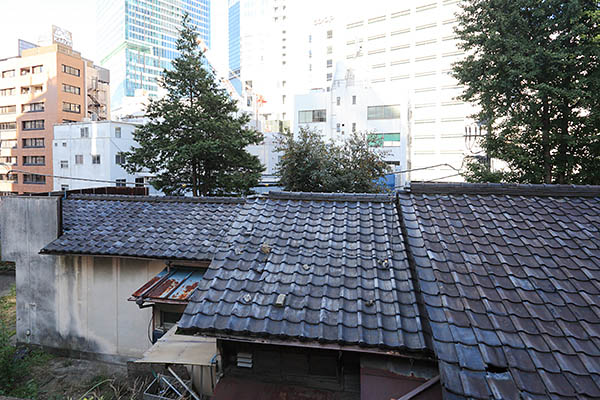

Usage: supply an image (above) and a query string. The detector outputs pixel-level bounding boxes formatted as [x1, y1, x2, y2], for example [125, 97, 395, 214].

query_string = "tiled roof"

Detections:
[398, 183, 600, 399]
[41, 194, 245, 261]
[179, 192, 429, 352]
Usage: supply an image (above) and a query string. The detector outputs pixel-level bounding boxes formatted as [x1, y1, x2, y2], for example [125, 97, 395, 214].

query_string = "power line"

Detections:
[0, 165, 151, 187]
[395, 163, 462, 174]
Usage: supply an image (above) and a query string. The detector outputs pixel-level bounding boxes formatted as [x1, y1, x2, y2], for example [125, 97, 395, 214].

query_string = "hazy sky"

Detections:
[0, 0, 228, 70]
[0, 0, 98, 60]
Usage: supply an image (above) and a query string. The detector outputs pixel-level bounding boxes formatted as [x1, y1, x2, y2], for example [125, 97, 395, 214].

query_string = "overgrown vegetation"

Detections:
[0, 284, 52, 398]
[276, 128, 391, 193]
[0, 284, 150, 399]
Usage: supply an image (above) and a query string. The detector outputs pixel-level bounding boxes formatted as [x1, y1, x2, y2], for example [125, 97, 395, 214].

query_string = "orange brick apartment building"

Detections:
[0, 35, 109, 194]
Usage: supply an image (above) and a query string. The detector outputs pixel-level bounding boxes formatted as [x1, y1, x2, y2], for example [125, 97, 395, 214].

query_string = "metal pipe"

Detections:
[159, 374, 182, 398]
[168, 366, 202, 400]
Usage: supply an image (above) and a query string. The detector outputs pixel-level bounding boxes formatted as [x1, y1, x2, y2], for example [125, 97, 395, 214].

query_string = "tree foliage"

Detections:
[124, 14, 263, 196]
[276, 128, 391, 193]
[454, 0, 600, 184]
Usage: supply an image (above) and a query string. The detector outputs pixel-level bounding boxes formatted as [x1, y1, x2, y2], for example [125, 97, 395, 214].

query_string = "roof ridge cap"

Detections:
[406, 183, 600, 197]
[267, 191, 394, 202]
[68, 194, 246, 204]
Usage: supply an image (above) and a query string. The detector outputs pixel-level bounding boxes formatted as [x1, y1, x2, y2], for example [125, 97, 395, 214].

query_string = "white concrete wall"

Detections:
[1, 196, 165, 361]
[246, 131, 282, 177]
[52, 255, 164, 360]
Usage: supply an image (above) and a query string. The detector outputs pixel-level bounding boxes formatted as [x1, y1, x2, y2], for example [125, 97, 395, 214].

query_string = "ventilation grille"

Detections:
[237, 352, 253, 368]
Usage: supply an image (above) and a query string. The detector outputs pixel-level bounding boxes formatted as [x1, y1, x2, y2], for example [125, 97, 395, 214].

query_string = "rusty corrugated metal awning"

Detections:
[130, 266, 206, 304]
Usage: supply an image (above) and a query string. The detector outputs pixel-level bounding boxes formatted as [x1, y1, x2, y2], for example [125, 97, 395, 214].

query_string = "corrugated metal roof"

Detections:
[132, 266, 206, 304]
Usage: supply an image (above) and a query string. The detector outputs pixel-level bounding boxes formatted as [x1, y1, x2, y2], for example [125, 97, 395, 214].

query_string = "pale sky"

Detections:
[0, 0, 228, 71]
[0, 0, 98, 61]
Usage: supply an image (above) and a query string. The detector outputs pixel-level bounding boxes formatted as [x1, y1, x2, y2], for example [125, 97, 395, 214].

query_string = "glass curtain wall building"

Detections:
[228, 0, 241, 95]
[97, 0, 210, 112]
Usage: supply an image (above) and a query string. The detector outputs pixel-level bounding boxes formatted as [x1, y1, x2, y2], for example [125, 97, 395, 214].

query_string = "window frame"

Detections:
[22, 120, 45, 131]
[63, 102, 81, 114]
[22, 138, 44, 148]
[62, 64, 81, 77]
[23, 155, 45, 166]
[22, 173, 46, 185]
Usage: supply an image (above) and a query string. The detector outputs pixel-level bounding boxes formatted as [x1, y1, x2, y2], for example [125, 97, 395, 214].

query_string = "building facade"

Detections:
[306, 0, 480, 181]
[0, 40, 109, 194]
[228, 0, 242, 95]
[294, 64, 408, 177]
[52, 120, 156, 193]
[229, 0, 316, 133]
[97, 0, 211, 114]
[233, 0, 482, 181]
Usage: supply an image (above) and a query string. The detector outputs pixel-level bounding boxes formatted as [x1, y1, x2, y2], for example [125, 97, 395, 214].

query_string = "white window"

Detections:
[367, 105, 401, 120]
[61, 184, 69, 191]
[336, 97, 340, 106]
[115, 127, 122, 138]
[298, 109, 327, 123]
[60, 160, 68, 168]
[80, 127, 89, 138]
[92, 155, 101, 164]
[116, 179, 126, 187]
[352, 95, 357, 105]
[75, 154, 83, 164]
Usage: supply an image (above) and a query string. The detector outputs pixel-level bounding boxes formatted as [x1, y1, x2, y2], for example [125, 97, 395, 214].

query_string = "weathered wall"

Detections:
[1, 196, 61, 350]
[53, 256, 164, 360]
[1, 197, 165, 362]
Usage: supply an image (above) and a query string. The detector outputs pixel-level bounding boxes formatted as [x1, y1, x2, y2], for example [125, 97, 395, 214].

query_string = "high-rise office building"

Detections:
[0, 30, 109, 194]
[232, 0, 481, 181]
[227, 0, 315, 132]
[97, 0, 211, 114]
[228, 0, 242, 95]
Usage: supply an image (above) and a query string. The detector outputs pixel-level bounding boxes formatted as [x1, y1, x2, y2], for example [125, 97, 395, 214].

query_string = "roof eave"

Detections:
[177, 329, 435, 360]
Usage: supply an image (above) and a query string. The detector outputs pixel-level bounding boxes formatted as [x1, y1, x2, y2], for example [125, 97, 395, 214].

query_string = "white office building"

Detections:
[295, 62, 409, 184]
[233, 0, 482, 182]
[52, 121, 155, 192]
[305, 0, 481, 181]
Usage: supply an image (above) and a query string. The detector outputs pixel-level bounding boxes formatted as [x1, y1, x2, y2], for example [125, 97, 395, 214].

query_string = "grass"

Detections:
[0, 284, 16, 335]
[0, 283, 52, 398]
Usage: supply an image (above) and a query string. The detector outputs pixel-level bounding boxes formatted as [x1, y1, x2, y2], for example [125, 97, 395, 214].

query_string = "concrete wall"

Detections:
[1, 196, 164, 362]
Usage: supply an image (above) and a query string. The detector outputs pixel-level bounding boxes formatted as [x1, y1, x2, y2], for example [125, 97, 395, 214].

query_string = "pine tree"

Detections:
[124, 14, 264, 196]
[455, 0, 600, 184]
